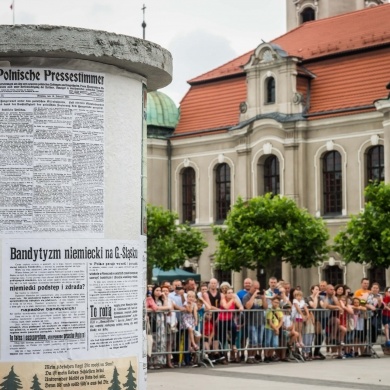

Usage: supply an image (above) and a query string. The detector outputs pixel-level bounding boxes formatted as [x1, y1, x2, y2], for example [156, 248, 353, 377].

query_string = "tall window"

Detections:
[214, 268, 232, 286]
[323, 151, 342, 215]
[216, 163, 231, 222]
[369, 266, 387, 291]
[182, 167, 196, 223]
[264, 155, 280, 195]
[324, 265, 343, 286]
[367, 145, 384, 183]
[300, 7, 315, 24]
[265, 77, 275, 104]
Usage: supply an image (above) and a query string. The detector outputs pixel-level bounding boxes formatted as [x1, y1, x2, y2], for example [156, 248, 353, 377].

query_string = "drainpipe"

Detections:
[167, 138, 172, 210]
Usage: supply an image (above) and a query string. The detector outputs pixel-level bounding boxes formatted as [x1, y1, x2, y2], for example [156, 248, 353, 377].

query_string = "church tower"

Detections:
[286, 0, 388, 31]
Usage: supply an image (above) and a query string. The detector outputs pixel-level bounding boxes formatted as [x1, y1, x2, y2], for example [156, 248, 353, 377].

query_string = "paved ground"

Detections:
[147, 350, 390, 390]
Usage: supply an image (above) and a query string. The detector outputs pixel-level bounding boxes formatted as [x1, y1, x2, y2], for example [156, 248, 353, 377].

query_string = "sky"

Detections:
[0, 0, 286, 104]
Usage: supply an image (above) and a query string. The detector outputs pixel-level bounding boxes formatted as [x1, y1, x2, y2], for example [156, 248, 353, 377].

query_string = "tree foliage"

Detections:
[334, 182, 390, 267]
[147, 204, 207, 272]
[213, 194, 329, 271]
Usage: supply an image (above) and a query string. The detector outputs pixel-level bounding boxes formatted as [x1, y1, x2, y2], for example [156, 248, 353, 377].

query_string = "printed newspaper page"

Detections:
[2, 239, 141, 362]
[0, 68, 104, 236]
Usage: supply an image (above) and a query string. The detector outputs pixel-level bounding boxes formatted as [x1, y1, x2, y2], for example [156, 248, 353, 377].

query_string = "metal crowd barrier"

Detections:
[146, 307, 389, 368]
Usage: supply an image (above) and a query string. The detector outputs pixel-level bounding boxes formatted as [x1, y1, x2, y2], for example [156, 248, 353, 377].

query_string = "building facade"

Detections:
[147, 1, 390, 291]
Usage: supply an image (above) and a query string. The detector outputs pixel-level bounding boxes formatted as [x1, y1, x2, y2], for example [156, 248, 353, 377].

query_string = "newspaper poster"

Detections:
[0, 357, 137, 390]
[2, 239, 142, 367]
[0, 67, 105, 236]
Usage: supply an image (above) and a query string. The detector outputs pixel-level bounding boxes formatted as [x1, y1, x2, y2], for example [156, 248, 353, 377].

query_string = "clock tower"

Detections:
[286, 0, 388, 31]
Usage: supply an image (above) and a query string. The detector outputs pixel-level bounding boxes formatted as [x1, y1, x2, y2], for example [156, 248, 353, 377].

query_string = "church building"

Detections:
[147, 0, 390, 291]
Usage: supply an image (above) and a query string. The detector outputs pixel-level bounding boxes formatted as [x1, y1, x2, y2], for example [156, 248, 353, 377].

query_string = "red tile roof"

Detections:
[175, 4, 390, 136]
[307, 47, 390, 116]
[174, 76, 246, 136]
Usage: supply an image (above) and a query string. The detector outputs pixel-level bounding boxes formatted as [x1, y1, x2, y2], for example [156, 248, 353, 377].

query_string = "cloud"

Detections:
[161, 29, 237, 105]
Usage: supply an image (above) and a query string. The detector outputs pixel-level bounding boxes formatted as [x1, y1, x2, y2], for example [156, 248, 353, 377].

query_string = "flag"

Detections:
[10, 1, 14, 10]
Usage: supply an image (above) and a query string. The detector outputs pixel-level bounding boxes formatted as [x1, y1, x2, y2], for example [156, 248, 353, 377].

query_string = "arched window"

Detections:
[265, 77, 275, 104]
[367, 145, 384, 183]
[264, 155, 280, 195]
[216, 163, 231, 222]
[324, 265, 343, 286]
[300, 7, 315, 24]
[323, 151, 342, 215]
[182, 167, 196, 223]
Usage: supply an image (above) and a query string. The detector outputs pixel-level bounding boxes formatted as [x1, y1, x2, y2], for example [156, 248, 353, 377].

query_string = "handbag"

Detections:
[347, 316, 355, 332]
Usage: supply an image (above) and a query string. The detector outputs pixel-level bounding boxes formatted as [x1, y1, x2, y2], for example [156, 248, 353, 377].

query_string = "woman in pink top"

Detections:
[217, 288, 244, 363]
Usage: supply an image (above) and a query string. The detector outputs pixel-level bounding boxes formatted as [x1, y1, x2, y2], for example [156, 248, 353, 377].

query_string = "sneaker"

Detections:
[264, 357, 270, 363]
[317, 353, 326, 360]
[246, 358, 255, 364]
[254, 354, 262, 362]
[271, 356, 280, 362]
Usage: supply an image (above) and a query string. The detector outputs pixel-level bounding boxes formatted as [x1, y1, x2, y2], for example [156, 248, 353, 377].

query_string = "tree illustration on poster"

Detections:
[123, 362, 137, 390]
[108, 367, 121, 390]
[30, 374, 43, 390]
[0, 366, 23, 390]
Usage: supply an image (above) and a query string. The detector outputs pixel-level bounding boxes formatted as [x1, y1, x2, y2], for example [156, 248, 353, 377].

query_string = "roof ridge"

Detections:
[188, 49, 253, 84]
[272, 3, 390, 43]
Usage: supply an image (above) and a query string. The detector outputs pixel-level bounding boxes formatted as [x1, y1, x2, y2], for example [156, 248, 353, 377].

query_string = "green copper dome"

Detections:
[147, 91, 179, 129]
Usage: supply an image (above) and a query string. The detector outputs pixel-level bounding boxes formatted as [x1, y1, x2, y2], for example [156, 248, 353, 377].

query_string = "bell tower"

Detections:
[286, 0, 388, 31]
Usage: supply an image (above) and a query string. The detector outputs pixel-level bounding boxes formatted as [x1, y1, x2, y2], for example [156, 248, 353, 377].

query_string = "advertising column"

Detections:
[0, 25, 172, 390]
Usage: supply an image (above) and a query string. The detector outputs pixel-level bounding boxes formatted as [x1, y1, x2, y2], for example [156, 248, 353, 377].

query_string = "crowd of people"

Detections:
[145, 276, 390, 369]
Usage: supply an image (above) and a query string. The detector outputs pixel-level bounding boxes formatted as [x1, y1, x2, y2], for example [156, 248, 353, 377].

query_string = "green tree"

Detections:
[30, 374, 43, 390]
[213, 195, 329, 275]
[334, 182, 390, 267]
[0, 366, 23, 390]
[123, 362, 136, 390]
[147, 204, 207, 279]
[107, 367, 121, 390]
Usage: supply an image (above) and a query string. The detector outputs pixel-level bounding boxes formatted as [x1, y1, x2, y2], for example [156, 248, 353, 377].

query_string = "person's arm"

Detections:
[309, 294, 318, 309]
[202, 292, 212, 307]
[200, 297, 211, 311]
[344, 303, 354, 315]
[244, 291, 257, 309]
[323, 297, 340, 310]
[303, 303, 309, 319]
[146, 296, 158, 311]
[276, 312, 284, 330]
[193, 304, 198, 326]
[157, 295, 171, 311]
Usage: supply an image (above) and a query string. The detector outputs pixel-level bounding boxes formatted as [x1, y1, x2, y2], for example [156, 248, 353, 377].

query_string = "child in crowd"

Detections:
[181, 291, 199, 351]
[352, 297, 367, 356]
[202, 311, 215, 357]
[281, 303, 298, 361]
[302, 309, 315, 360]
[292, 290, 309, 348]
[264, 296, 283, 363]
